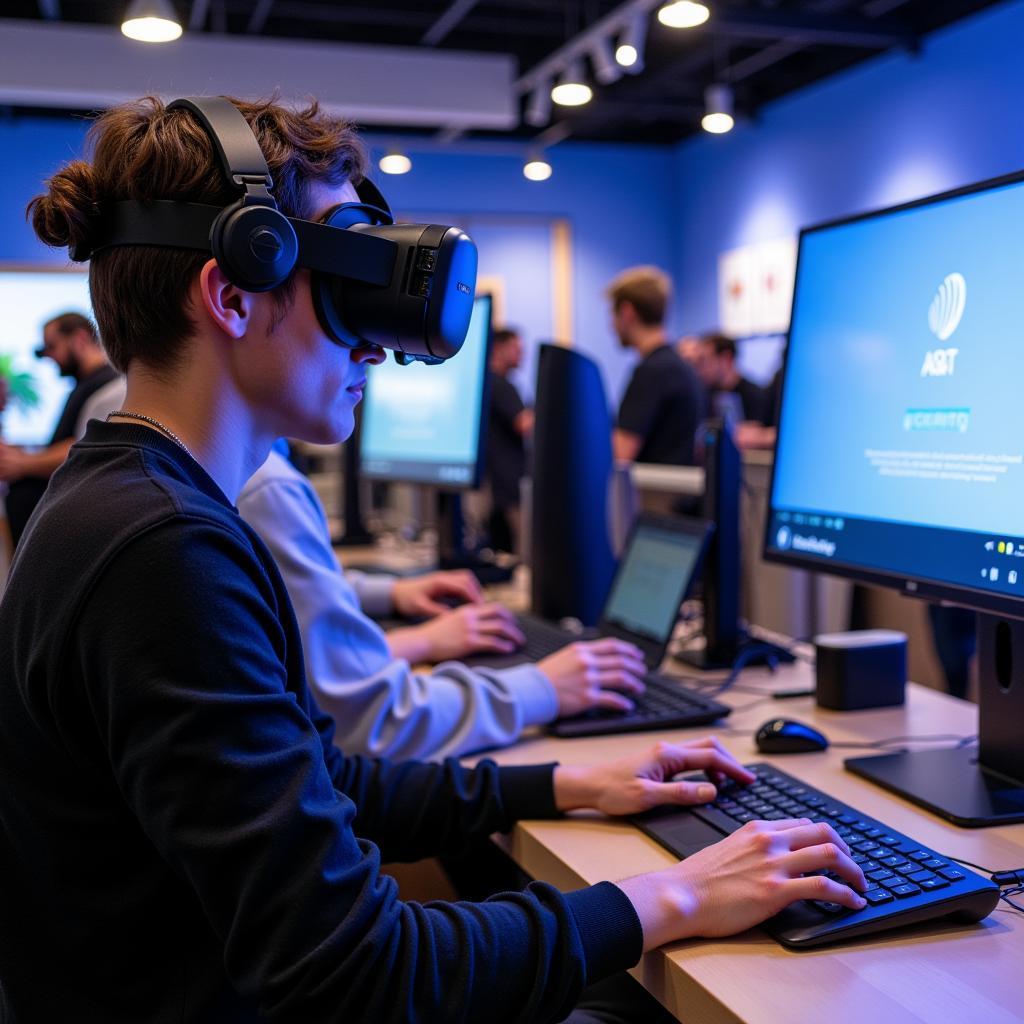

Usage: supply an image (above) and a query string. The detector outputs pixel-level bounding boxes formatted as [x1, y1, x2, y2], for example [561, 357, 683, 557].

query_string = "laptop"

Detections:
[467, 512, 732, 737]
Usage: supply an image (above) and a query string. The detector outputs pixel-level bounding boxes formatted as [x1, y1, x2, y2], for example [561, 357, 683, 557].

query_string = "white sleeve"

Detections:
[237, 464, 558, 761]
[75, 377, 127, 440]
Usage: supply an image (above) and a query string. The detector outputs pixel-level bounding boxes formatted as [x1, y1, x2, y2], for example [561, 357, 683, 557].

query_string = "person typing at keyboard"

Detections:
[240, 443, 648, 759]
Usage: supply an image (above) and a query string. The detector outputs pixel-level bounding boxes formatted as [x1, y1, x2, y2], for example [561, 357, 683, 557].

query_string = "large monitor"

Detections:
[764, 170, 1024, 826]
[0, 268, 90, 446]
[359, 293, 491, 489]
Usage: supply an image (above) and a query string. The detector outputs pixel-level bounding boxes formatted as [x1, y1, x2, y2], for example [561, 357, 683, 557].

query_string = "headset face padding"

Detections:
[310, 200, 391, 347]
[210, 201, 299, 293]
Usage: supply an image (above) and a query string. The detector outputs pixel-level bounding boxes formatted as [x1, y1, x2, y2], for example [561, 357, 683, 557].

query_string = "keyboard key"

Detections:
[907, 870, 937, 884]
[890, 883, 922, 898]
[938, 867, 966, 882]
[865, 889, 895, 905]
[920, 878, 950, 892]
[921, 858, 948, 870]
[880, 855, 909, 868]
[907, 850, 932, 862]
[867, 868, 894, 881]
[877, 835, 901, 846]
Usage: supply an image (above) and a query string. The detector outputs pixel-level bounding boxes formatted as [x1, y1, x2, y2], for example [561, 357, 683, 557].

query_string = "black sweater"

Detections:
[0, 421, 642, 1023]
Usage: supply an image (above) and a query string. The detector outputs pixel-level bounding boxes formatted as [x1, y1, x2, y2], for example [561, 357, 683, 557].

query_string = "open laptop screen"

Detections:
[601, 516, 710, 645]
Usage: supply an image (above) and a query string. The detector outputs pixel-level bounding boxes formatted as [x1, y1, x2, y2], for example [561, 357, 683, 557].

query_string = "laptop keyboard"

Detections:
[515, 618, 732, 738]
[634, 763, 1000, 947]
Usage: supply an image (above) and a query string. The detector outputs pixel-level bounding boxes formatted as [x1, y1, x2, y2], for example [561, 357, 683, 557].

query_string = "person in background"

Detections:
[485, 325, 532, 553]
[239, 441, 650, 760]
[607, 266, 703, 466]
[688, 331, 769, 425]
[0, 312, 124, 547]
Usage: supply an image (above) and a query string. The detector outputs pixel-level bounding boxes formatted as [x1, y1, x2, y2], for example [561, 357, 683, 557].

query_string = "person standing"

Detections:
[485, 325, 533, 551]
[0, 312, 123, 546]
[607, 267, 703, 466]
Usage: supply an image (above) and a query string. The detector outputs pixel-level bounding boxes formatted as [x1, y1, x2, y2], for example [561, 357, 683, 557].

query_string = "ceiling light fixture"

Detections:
[523, 154, 553, 182]
[551, 60, 592, 107]
[378, 150, 412, 175]
[121, 0, 183, 42]
[524, 81, 553, 127]
[589, 36, 621, 86]
[615, 13, 648, 72]
[701, 83, 734, 134]
[657, 1, 711, 30]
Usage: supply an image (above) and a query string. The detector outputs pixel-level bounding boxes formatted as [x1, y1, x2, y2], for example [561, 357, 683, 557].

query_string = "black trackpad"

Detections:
[632, 808, 725, 859]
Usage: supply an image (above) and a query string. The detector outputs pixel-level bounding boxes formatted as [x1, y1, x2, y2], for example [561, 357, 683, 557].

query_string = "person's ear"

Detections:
[197, 259, 256, 339]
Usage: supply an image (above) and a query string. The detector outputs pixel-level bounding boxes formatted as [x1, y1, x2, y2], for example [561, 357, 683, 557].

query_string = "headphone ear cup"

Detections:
[210, 202, 298, 292]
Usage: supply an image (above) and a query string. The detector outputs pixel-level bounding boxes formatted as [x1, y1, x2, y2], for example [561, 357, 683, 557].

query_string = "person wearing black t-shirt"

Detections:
[485, 326, 533, 552]
[606, 266, 703, 466]
[0, 312, 121, 547]
[689, 331, 769, 426]
[0, 95, 865, 1024]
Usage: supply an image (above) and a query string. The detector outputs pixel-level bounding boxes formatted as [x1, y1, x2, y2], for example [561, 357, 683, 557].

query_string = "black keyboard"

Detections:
[634, 763, 999, 948]
[514, 619, 731, 738]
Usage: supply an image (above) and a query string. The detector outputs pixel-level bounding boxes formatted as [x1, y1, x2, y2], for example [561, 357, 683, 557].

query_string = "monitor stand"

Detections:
[845, 613, 1024, 827]
[675, 629, 796, 672]
[436, 490, 514, 585]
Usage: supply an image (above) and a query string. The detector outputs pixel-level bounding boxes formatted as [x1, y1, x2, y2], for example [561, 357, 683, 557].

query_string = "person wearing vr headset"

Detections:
[0, 95, 866, 1023]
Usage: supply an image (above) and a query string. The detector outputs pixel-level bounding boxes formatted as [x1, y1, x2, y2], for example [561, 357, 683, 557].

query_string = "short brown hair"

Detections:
[605, 266, 672, 326]
[28, 96, 367, 375]
[45, 311, 99, 343]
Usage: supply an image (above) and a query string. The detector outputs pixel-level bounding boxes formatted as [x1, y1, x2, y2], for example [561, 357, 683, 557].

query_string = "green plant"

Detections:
[0, 353, 41, 411]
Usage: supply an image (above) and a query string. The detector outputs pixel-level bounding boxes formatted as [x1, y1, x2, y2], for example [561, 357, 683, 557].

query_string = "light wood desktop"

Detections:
[478, 660, 1024, 1024]
[336, 540, 1024, 1022]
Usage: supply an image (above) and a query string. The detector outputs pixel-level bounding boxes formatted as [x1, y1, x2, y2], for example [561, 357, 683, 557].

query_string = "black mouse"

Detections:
[755, 718, 829, 754]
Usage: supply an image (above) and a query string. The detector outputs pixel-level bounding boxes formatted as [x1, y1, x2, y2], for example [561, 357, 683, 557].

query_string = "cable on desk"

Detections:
[941, 856, 1024, 913]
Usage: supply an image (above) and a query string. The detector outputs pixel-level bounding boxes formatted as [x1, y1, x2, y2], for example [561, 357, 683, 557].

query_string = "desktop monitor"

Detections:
[360, 293, 491, 489]
[0, 268, 90, 446]
[530, 343, 616, 627]
[764, 169, 1024, 826]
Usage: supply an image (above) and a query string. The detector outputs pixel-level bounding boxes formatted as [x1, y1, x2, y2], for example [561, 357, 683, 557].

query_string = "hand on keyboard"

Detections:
[618, 817, 868, 951]
[388, 602, 525, 663]
[554, 736, 755, 816]
[538, 638, 647, 717]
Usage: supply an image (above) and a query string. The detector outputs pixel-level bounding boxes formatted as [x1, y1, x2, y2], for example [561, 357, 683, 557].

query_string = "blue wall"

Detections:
[672, 0, 1024, 333]
[364, 140, 677, 402]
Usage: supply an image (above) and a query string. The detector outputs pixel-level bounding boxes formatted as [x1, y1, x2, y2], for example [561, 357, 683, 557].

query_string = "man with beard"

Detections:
[0, 312, 123, 546]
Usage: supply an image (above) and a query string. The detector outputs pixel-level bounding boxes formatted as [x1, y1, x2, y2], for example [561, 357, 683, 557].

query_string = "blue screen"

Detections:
[766, 176, 1024, 604]
[603, 524, 704, 643]
[360, 295, 490, 487]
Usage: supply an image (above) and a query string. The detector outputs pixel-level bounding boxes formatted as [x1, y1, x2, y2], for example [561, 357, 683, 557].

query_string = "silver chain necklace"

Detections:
[106, 411, 197, 463]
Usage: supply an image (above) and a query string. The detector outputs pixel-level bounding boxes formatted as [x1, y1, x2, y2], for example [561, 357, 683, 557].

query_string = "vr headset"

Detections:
[70, 96, 478, 364]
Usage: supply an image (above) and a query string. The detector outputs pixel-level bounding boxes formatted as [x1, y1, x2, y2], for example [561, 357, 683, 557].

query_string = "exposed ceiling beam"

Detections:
[188, 0, 211, 31]
[710, 7, 917, 51]
[421, 0, 482, 46]
[37, 0, 60, 19]
[0, 19, 517, 130]
[247, 0, 275, 34]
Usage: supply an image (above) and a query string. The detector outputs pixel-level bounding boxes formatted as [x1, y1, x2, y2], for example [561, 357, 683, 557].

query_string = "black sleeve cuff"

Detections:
[565, 881, 645, 984]
[496, 763, 560, 823]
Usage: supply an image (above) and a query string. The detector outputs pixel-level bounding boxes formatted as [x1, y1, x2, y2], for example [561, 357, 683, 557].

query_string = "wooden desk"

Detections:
[480, 661, 1024, 1024]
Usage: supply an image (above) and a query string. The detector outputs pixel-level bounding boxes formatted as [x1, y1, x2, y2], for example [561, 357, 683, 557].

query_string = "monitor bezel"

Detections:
[762, 166, 1024, 621]
[358, 292, 493, 491]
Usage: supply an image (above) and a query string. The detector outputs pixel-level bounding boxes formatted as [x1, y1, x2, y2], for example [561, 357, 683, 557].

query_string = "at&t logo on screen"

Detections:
[921, 272, 966, 377]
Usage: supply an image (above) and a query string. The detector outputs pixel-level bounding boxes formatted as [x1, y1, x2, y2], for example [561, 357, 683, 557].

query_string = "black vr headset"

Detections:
[70, 96, 478, 364]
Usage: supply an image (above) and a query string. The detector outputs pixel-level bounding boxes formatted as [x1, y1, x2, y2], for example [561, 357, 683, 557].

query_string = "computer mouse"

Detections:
[755, 718, 829, 754]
